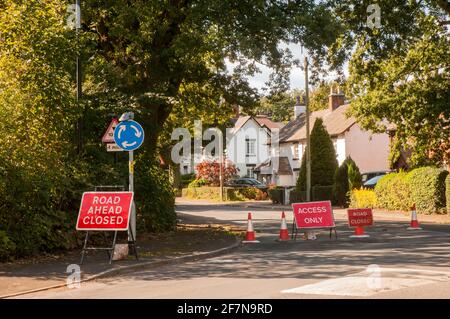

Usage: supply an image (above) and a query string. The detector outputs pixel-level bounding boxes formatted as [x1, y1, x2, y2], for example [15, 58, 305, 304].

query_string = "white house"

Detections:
[226, 115, 283, 178]
[256, 88, 391, 186]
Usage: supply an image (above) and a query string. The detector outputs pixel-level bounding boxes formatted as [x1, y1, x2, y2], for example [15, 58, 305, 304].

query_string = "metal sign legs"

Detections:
[291, 218, 338, 240]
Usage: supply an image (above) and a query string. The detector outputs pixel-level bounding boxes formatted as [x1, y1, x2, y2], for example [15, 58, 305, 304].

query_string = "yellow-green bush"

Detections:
[375, 172, 412, 211]
[182, 187, 221, 201]
[349, 189, 377, 208]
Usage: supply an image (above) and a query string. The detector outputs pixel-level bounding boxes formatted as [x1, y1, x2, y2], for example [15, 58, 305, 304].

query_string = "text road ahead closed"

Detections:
[292, 201, 335, 229]
[76, 192, 133, 231]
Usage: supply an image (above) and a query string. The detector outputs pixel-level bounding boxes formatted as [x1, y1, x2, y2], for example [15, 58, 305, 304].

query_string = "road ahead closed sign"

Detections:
[76, 192, 133, 231]
[292, 201, 335, 229]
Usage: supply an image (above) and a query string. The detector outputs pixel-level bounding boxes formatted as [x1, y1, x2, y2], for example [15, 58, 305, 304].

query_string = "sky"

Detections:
[226, 42, 348, 95]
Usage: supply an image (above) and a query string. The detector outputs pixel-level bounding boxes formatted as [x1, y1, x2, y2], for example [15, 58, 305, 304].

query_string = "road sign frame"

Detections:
[78, 187, 139, 265]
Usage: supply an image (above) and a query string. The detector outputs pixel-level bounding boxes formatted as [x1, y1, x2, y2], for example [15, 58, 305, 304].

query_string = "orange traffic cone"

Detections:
[407, 204, 422, 230]
[350, 226, 370, 238]
[242, 212, 260, 243]
[277, 211, 290, 241]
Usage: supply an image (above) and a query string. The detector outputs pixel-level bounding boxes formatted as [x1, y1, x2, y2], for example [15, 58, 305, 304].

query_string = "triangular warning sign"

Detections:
[102, 118, 119, 143]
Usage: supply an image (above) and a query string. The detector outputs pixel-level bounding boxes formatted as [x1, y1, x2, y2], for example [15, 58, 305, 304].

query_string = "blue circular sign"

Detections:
[114, 120, 145, 151]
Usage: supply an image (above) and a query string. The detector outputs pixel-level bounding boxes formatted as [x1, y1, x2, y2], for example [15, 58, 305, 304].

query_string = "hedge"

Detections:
[446, 174, 450, 214]
[268, 187, 285, 204]
[405, 167, 448, 215]
[374, 167, 448, 214]
[289, 185, 333, 204]
[375, 171, 411, 211]
[182, 186, 267, 201]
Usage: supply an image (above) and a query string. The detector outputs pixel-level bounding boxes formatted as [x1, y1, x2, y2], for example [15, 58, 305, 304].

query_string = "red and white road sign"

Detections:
[102, 118, 119, 143]
[292, 201, 335, 229]
[76, 192, 133, 231]
[347, 208, 373, 227]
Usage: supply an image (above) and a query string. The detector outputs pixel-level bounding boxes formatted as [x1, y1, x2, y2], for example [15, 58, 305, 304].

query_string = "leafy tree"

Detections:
[296, 118, 338, 193]
[333, 157, 362, 207]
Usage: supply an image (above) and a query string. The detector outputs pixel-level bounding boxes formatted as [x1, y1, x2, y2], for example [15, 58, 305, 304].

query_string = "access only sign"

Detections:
[292, 200, 335, 229]
[76, 192, 134, 231]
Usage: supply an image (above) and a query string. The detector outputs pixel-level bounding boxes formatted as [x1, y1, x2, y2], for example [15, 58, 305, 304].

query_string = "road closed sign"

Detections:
[76, 192, 134, 231]
[292, 201, 335, 229]
[347, 208, 373, 227]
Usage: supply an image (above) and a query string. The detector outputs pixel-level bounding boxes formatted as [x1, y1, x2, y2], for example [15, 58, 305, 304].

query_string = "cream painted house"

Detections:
[256, 89, 391, 186]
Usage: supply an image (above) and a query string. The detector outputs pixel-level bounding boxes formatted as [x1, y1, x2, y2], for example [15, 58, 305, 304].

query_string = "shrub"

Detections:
[181, 173, 196, 188]
[312, 185, 334, 202]
[195, 159, 237, 186]
[188, 178, 208, 188]
[183, 187, 221, 201]
[268, 187, 284, 204]
[296, 118, 338, 192]
[289, 190, 306, 203]
[446, 174, 450, 214]
[135, 157, 176, 233]
[349, 189, 377, 208]
[375, 172, 411, 211]
[405, 167, 448, 214]
[0, 231, 16, 261]
[333, 157, 362, 207]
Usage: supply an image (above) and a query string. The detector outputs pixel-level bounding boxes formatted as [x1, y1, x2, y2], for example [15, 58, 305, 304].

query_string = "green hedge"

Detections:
[268, 188, 284, 204]
[374, 167, 448, 214]
[289, 185, 333, 204]
[375, 172, 411, 211]
[446, 174, 450, 214]
[405, 167, 448, 215]
[182, 187, 267, 201]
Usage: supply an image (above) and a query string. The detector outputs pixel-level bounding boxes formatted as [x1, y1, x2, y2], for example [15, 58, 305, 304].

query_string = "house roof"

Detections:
[232, 115, 282, 134]
[278, 104, 357, 143]
[253, 156, 292, 175]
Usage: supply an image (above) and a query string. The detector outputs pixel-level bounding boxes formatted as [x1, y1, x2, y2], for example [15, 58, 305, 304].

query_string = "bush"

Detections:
[375, 172, 411, 211]
[446, 174, 450, 214]
[195, 159, 237, 186]
[181, 173, 196, 188]
[333, 157, 362, 207]
[289, 190, 306, 203]
[312, 185, 334, 202]
[349, 189, 377, 208]
[183, 187, 221, 200]
[268, 187, 285, 204]
[297, 118, 338, 192]
[135, 157, 176, 233]
[405, 167, 448, 214]
[188, 178, 208, 188]
[0, 231, 16, 261]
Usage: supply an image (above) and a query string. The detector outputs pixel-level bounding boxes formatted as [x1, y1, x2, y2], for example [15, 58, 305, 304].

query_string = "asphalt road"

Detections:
[20, 201, 450, 299]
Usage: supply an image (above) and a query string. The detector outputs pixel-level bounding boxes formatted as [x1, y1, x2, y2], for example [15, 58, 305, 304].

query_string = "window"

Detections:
[293, 143, 299, 159]
[246, 139, 256, 156]
[183, 166, 189, 174]
[246, 168, 255, 178]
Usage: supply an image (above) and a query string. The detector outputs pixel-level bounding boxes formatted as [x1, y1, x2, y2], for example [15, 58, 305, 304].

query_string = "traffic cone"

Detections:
[277, 211, 290, 241]
[407, 204, 422, 230]
[349, 226, 370, 238]
[242, 212, 260, 243]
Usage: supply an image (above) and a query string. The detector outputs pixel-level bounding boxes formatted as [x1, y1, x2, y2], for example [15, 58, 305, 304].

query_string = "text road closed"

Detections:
[292, 201, 335, 229]
[76, 192, 133, 231]
[347, 208, 373, 227]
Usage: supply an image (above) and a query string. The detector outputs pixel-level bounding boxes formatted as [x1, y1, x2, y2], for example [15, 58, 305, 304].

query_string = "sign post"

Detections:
[291, 201, 337, 240]
[113, 113, 144, 244]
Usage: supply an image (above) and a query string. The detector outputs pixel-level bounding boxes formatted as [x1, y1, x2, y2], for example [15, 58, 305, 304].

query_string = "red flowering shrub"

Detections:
[195, 159, 238, 186]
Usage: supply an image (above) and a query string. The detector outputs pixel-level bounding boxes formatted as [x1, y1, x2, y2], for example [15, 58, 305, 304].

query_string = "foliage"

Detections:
[349, 189, 378, 209]
[312, 185, 335, 202]
[333, 157, 362, 207]
[375, 172, 411, 211]
[181, 173, 196, 188]
[182, 187, 221, 201]
[446, 174, 450, 214]
[195, 160, 237, 186]
[296, 118, 338, 193]
[268, 187, 285, 204]
[135, 156, 176, 233]
[188, 178, 208, 188]
[405, 167, 448, 215]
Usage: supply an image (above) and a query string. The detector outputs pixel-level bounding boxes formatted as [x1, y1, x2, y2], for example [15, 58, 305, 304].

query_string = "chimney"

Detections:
[294, 95, 306, 119]
[329, 85, 345, 111]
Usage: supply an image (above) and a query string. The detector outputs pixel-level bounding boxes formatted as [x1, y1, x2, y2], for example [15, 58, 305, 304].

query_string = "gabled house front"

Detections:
[256, 88, 391, 186]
